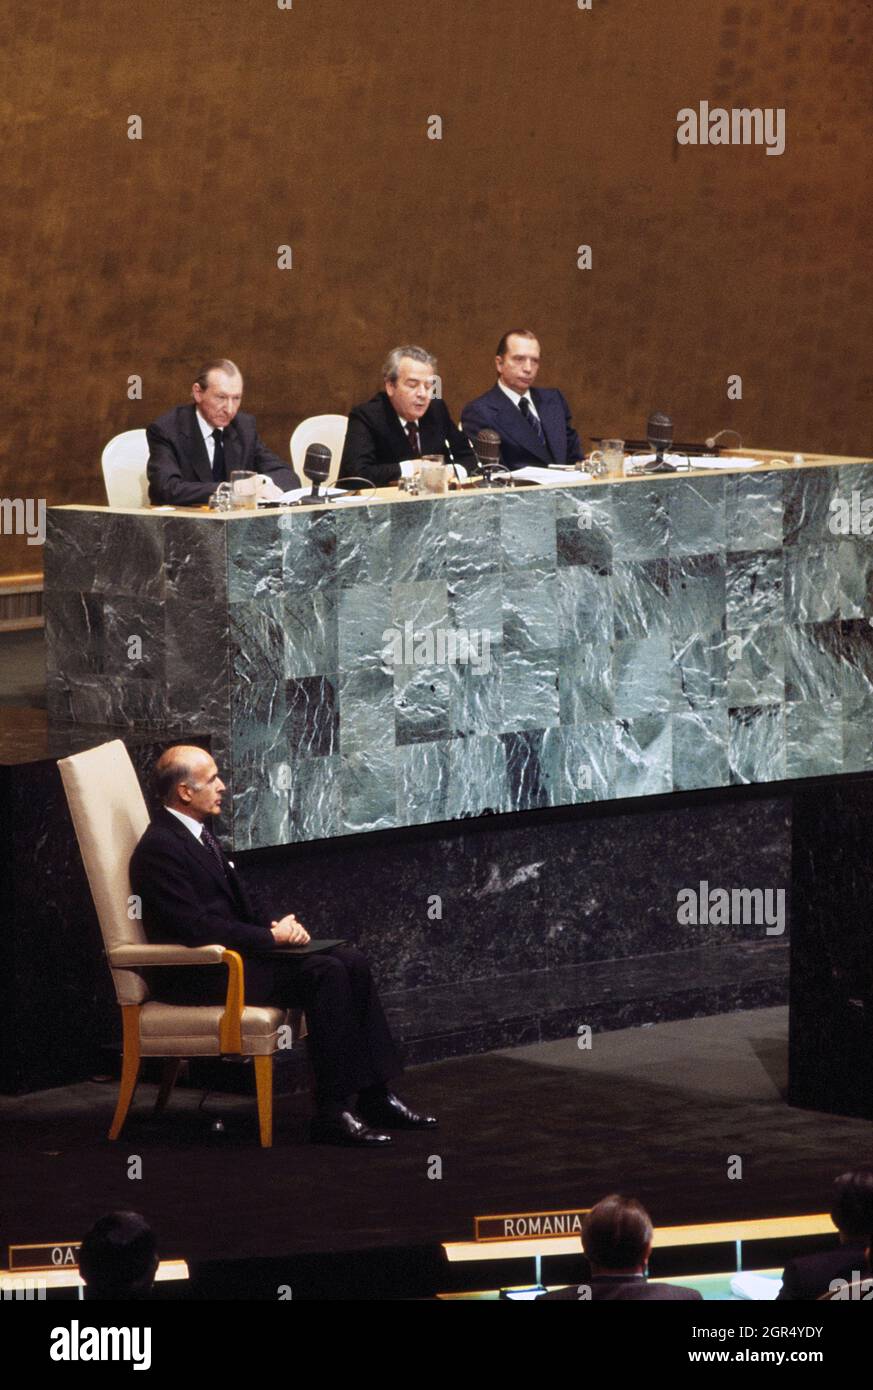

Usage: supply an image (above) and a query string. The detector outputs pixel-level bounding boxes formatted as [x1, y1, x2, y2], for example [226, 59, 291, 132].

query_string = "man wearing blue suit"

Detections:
[461, 330, 585, 470]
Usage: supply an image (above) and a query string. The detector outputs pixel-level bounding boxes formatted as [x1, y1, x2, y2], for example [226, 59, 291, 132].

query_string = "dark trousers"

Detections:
[150, 945, 403, 1106]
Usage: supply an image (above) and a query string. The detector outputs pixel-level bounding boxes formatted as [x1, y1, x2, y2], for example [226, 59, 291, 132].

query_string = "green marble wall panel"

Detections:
[43, 462, 873, 849]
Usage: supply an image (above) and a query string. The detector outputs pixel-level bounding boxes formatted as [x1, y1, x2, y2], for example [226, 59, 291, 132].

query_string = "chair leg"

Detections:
[109, 1006, 142, 1141]
[154, 1059, 182, 1116]
[253, 1056, 274, 1148]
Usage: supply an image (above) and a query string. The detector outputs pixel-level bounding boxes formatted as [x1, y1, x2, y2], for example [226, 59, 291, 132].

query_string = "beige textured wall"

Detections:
[1, 0, 871, 574]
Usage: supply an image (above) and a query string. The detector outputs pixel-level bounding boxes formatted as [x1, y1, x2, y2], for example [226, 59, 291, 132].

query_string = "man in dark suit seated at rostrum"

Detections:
[537, 1194, 702, 1300]
[129, 745, 437, 1147]
[146, 358, 300, 505]
[777, 1169, 873, 1300]
[338, 345, 476, 488]
[461, 329, 584, 470]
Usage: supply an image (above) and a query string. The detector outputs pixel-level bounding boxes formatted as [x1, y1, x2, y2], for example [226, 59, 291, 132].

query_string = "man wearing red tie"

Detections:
[338, 345, 475, 488]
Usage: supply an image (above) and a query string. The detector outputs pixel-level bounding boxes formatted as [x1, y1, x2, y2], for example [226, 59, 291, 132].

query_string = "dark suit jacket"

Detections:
[777, 1241, 870, 1300]
[129, 807, 279, 1002]
[338, 391, 476, 489]
[146, 403, 299, 506]
[461, 384, 584, 469]
[129, 811, 401, 1097]
[537, 1275, 702, 1301]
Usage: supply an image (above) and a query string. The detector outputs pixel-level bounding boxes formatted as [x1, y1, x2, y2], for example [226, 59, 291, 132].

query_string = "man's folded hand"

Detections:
[270, 915, 311, 945]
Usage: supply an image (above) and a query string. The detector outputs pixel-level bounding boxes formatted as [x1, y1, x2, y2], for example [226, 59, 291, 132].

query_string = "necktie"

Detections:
[211, 428, 226, 482]
[405, 422, 421, 456]
[519, 397, 546, 447]
[200, 824, 229, 878]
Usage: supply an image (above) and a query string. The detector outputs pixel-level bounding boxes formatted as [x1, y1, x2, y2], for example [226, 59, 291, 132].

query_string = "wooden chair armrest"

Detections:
[219, 950, 245, 1052]
[110, 945, 247, 1053]
[109, 944, 227, 967]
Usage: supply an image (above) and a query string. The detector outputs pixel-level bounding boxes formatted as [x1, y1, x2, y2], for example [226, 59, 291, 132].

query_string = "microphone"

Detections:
[705, 428, 743, 451]
[643, 412, 676, 473]
[474, 428, 502, 481]
[302, 443, 332, 500]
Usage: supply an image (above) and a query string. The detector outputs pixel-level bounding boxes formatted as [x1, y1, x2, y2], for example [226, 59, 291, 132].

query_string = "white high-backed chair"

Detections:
[290, 414, 349, 488]
[57, 739, 300, 1147]
[101, 430, 150, 508]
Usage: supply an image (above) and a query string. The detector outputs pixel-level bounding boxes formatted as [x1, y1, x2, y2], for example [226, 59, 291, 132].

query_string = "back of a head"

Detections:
[831, 1170, 873, 1239]
[79, 1211, 158, 1300]
[582, 1194, 653, 1272]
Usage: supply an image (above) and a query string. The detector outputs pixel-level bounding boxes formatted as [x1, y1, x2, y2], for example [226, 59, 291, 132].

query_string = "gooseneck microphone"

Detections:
[705, 428, 743, 451]
[474, 428, 502, 481]
[303, 443, 332, 500]
[643, 412, 676, 474]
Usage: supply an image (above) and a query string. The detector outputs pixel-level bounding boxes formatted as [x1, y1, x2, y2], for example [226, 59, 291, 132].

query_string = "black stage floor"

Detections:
[2, 1007, 870, 1278]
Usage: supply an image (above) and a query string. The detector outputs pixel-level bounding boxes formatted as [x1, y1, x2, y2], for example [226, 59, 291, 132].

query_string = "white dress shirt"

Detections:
[165, 805, 204, 841]
[497, 380, 542, 422]
[195, 409, 219, 465]
[395, 413, 423, 477]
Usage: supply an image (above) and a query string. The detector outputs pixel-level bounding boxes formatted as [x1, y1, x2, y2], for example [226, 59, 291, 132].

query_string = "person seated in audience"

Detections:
[537, 1193, 701, 1300]
[819, 1234, 872, 1300]
[777, 1168, 873, 1300]
[338, 345, 475, 488]
[78, 1211, 159, 1300]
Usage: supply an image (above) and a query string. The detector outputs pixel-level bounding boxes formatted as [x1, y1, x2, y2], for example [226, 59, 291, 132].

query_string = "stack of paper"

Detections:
[729, 1272, 783, 1300]
[512, 465, 592, 485]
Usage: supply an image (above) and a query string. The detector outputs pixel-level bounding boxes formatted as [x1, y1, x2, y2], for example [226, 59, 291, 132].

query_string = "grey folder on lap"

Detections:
[253, 938, 348, 957]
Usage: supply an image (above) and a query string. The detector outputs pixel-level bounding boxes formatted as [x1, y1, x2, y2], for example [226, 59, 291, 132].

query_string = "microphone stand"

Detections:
[298, 475, 331, 505]
[443, 437, 462, 485]
[641, 445, 679, 475]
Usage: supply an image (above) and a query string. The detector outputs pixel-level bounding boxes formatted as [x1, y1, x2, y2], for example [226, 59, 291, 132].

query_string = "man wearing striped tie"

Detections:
[461, 330, 584, 471]
[338, 345, 475, 489]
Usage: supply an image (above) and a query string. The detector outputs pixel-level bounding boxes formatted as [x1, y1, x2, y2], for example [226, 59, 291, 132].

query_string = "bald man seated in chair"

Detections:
[129, 746, 436, 1146]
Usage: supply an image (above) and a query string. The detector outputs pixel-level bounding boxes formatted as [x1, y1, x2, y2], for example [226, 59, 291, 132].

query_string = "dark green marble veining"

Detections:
[43, 462, 873, 848]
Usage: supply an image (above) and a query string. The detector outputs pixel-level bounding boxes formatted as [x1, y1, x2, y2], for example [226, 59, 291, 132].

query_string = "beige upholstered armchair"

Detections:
[57, 739, 300, 1147]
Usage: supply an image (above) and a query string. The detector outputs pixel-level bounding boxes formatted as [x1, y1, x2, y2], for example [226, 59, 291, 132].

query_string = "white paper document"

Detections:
[690, 455, 763, 470]
[730, 1272, 783, 1300]
[512, 466, 592, 485]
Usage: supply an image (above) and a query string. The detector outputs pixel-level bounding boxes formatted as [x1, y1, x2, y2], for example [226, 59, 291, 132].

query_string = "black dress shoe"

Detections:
[358, 1092, 438, 1130]
[309, 1110, 392, 1147]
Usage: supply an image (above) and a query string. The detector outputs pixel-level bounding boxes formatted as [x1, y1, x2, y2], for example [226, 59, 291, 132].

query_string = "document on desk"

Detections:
[627, 453, 763, 473]
[690, 455, 763, 470]
[512, 466, 592, 485]
[271, 486, 347, 503]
